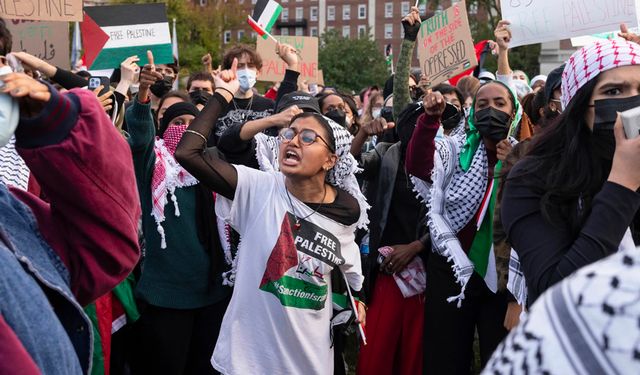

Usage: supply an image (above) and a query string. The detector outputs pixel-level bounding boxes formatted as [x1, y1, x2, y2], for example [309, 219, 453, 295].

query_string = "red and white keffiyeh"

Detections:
[151, 125, 198, 248]
[562, 39, 640, 109]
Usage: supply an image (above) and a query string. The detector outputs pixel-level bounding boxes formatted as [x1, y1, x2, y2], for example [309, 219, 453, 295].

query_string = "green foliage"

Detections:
[318, 30, 389, 93]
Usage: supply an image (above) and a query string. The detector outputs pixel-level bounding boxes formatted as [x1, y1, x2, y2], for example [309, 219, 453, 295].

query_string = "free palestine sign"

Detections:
[81, 4, 173, 70]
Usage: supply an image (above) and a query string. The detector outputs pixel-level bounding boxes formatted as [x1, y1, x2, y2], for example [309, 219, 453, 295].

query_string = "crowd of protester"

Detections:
[0, 5, 639, 375]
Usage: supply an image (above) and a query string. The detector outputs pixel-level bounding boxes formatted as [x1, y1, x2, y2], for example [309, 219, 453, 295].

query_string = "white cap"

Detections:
[530, 75, 547, 87]
[478, 71, 496, 82]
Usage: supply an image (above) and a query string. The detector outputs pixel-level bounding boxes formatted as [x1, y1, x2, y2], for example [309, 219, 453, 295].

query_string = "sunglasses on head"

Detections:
[279, 127, 335, 153]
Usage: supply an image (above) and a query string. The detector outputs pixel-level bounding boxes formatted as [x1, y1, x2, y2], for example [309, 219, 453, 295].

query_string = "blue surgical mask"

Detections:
[0, 65, 20, 148]
[237, 68, 257, 93]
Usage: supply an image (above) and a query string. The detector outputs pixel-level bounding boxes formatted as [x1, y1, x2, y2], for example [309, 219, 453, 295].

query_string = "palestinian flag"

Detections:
[247, 0, 282, 39]
[81, 4, 173, 70]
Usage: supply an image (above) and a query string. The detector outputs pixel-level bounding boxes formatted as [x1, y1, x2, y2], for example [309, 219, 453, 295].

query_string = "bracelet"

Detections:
[184, 129, 208, 144]
[216, 87, 235, 99]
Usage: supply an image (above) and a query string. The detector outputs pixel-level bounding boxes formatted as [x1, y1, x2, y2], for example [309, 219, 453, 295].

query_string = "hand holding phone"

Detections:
[620, 106, 640, 139]
[88, 76, 110, 97]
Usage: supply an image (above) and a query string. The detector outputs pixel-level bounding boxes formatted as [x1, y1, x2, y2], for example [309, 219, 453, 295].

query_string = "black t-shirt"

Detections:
[212, 94, 274, 145]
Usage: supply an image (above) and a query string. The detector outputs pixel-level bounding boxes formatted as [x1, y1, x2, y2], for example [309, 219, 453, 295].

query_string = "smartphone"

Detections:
[620, 106, 640, 139]
[88, 76, 110, 97]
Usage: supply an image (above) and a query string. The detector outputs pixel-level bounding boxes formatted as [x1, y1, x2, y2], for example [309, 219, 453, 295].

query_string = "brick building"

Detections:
[219, 0, 491, 69]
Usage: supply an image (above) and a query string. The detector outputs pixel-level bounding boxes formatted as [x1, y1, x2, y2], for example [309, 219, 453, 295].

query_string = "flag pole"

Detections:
[248, 15, 279, 43]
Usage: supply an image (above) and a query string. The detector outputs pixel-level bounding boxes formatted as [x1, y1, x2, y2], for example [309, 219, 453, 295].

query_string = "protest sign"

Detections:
[571, 26, 640, 47]
[502, 0, 638, 48]
[256, 35, 319, 83]
[81, 4, 173, 70]
[0, 0, 82, 22]
[7, 19, 69, 68]
[314, 69, 324, 85]
[416, 0, 477, 89]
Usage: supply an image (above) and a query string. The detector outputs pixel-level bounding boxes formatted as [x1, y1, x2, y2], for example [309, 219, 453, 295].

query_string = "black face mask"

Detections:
[380, 106, 394, 123]
[441, 103, 462, 130]
[189, 90, 212, 106]
[591, 95, 640, 160]
[325, 109, 347, 128]
[150, 76, 173, 98]
[474, 107, 511, 142]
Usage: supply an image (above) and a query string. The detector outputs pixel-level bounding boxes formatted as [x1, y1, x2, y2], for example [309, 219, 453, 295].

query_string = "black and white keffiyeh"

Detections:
[255, 117, 370, 230]
[0, 136, 29, 190]
[484, 243, 640, 375]
[412, 131, 517, 306]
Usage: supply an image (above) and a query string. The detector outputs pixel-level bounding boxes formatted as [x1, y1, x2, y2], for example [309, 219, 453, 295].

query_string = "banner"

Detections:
[0, 0, 82, 22]
[81, 4, 173, 70]
[256, 35, 319, 83]
[502, 0, 638, 48]
[7, 19, 69, 69]
[416, 0, 477, 89]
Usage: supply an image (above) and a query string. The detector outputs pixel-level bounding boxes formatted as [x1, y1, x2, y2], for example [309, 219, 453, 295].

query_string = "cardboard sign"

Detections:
[502, 0, 638, 48]
[256, 35, 318, 83]
[7, 19, 69, 69]
[82, 4, 173, 70]
[314, 69, 324, 85]
[417, 0, 477, 89]
[0, 0, 82, 22]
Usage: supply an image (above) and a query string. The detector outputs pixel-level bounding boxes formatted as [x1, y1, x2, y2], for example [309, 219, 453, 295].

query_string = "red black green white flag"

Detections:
[81, 4, 173, 70]
[247, 0, 282, 40]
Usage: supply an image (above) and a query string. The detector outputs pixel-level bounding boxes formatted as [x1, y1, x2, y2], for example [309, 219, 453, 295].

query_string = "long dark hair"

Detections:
[509, 77, 611, 235]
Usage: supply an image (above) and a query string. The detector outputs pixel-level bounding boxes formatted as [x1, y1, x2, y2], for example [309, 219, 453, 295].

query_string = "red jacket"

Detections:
[0, 87, 141, 373]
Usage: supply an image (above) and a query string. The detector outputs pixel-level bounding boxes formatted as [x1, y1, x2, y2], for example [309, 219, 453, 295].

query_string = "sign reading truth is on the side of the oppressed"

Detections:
[256, 35, 319, 83]
[0, 0, 82, 22]
[417, 0, 477, 89]
[502, 0, 638, 48]
[7, 19, 69, 69]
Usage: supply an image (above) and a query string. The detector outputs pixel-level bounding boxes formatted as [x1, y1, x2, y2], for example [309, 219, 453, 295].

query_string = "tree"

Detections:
[318, 30, 389, 93]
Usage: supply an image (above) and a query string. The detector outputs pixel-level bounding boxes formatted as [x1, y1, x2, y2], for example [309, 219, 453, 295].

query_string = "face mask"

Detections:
[442, 109, 462, 130]
[150, 76, 173, 98]
[237, 68, 257, 93]
[325, 109, 347, 128]
[474, 107, 512, 142]
[0, 65, 20, 148]
[372, 108, 381, 119]
[189, 90, 212, 106]
[591, 95, 640, 160]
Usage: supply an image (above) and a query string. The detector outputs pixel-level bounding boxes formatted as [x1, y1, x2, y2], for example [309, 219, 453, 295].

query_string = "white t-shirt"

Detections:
[212, 165, 364, 375]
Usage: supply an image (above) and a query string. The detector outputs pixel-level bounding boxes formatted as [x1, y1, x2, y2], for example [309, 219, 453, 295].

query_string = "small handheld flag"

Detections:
[248, 0, 283, 40]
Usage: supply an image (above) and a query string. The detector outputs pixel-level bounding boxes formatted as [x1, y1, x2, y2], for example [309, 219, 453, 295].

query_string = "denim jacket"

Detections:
[0, 183, 90, 374]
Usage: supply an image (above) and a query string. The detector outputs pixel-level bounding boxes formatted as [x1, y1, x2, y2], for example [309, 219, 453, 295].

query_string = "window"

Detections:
[251, 31, 257, 39]
[295, 27, 303, 36]
[251, 0, 256, 4]
[385, 3, 393, 18]
[295, 7, 303, 20]
[328, 6, 335, 21]
[310, 27, 318, 37]
[342, 5, 350, 20]
[401, 2, 410, 15]
[327, 26, 335, 32]
[237, 30, 245, 40]
[282, 8, 289, 21]
[223, 30, 231, 44]
[384, 24, 393, 39]
[310, 6, 318, 21]
[342, 25, 350, 38]
[281, 27, 289, 36]
[469, 1, 479, 15]
[358, 4, 366, 19]
[358, 25, 367, 38]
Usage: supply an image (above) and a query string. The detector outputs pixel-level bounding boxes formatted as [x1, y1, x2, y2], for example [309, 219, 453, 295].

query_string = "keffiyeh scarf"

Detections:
[412, 80, 522, 306]
[255, 116, 370, 229]
[484, 244, 639, 375]
[151, 125, 198, 248]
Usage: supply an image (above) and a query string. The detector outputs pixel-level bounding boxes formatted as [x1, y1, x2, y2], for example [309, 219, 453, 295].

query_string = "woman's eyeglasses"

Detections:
[279, 127, 334, 153]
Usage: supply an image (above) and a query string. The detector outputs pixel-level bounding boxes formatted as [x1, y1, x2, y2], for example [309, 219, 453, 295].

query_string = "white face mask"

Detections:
[0, 65, 20, 148]
[237, 68, 257, 93]
[372, 108, 381, 119]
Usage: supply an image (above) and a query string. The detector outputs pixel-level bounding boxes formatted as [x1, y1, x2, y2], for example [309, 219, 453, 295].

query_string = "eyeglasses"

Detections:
[279, 127, 334, 153]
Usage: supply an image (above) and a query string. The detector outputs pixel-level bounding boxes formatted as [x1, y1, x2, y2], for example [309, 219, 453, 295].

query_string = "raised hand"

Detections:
[93, 85, 114, 113]
[214, 58, 240, 101]
[422, 91, 446, 117]
[120, 55, 140, 84]
[619, 23, 640, 45]
[401, 6, 422, 41]
[494, 20, 512, 51]
[276, 42, 299, 71]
